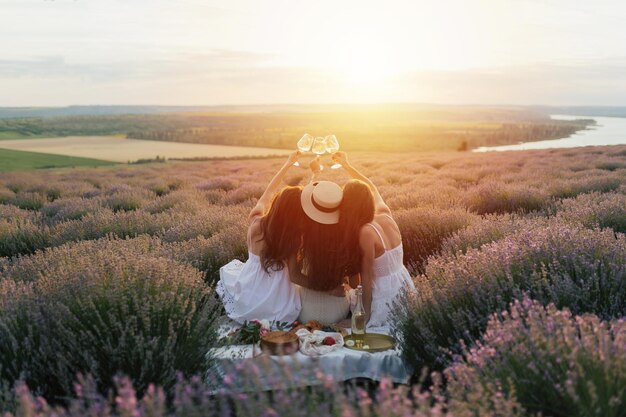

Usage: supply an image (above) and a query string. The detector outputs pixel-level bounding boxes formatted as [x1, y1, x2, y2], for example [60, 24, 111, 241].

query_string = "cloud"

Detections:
[1, 52, 626, 106]
[396, 60, 626, 105]
[0, 49, 277, 81]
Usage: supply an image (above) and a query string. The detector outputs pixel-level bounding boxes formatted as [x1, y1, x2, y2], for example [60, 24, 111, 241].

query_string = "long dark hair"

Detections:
[259, 186, 305, 273]
[299, 217, 348, 291]
[339, 180, 375, 275]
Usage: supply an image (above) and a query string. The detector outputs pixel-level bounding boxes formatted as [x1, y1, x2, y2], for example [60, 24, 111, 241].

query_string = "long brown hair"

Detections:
[299, 217, 348, 291]
[339, 180, 375, 275]
[259, 186, 305, 273]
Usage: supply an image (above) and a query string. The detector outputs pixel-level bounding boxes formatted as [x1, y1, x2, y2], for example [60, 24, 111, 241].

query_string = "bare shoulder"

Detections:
[375, 212, 398, 229]
[358, 224, 378, 246]
[374, 202, 392, 216]
[375, 212, 394, 221]
[248, 217, 263, 240]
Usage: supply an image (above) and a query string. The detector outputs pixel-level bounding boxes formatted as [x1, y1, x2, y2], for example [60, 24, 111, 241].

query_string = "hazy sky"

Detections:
[2, 0, 626, 106]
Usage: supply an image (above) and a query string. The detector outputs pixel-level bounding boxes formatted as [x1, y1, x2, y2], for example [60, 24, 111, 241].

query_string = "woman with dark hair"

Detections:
[217, 151, 305, 324]
[333, 151, 415, 327]
[287, 159, 352, 324]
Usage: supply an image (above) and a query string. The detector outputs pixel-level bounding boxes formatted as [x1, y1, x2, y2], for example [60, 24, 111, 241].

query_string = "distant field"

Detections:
[0, 148, 115, 171]
[0, 106, 590, 152]
[0, 136, 292, 163]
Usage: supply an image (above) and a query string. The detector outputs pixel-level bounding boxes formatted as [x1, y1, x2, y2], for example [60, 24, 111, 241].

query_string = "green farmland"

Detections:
[0, 148, 115, 171]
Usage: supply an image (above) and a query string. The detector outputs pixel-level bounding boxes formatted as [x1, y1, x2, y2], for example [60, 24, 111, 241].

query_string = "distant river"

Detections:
[473, 115, 626, 152]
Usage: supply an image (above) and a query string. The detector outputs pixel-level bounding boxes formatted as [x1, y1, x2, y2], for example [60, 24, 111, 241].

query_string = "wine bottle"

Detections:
[351, 285, 366, 347]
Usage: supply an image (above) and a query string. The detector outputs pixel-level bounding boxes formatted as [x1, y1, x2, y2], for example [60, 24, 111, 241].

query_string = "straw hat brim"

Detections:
[300, 181, 341, 225]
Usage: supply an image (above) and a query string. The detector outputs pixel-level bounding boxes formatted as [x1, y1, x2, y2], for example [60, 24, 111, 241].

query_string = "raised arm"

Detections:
[308, 155, 322, 182]
[248, 151, 300, 223]
[333, 151, 391, 215]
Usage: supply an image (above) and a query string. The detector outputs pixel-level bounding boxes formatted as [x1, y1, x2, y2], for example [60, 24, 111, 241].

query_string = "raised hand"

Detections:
[287, 150, 301, 166]
[331, 150, 349, 167]
[309, 155, 322, 173]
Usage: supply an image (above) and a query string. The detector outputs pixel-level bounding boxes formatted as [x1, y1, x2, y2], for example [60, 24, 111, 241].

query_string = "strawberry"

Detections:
[322, 336, 336, 346]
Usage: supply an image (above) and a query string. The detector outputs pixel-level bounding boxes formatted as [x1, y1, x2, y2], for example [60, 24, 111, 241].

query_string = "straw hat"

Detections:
[300, 181, 343, 224]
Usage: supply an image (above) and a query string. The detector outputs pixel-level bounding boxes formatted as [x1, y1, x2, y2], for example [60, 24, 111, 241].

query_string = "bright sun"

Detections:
[270, 1, 486, 90]
[315, 17, 480, 87]
[324, 33, 402, 86]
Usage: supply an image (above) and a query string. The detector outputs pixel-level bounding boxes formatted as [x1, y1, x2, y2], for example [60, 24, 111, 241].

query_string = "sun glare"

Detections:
[296, 2, 484, 88]
[324, 34, 402, 86]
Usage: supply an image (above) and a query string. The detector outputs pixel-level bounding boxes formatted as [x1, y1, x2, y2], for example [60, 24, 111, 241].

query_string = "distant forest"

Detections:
[0, 105, 593, 152]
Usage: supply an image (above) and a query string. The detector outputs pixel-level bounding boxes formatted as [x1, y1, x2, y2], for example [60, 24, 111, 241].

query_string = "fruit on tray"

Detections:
[322, 336, 336, 346]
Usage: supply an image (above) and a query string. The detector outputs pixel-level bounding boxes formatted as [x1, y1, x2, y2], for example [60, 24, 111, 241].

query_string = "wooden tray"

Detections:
[260, 331, 299, 356]
[344, 333, 395, 353]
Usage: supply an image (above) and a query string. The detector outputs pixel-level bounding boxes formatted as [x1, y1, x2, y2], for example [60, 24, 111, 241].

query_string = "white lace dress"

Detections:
[216, 252, 302, 324]
[359, 222, 416, 328]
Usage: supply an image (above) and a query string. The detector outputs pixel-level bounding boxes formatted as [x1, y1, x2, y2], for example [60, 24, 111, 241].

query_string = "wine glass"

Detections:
[294, 133, 314, 166]
[311, 137, 327, 170]
[324, 135, 341, 169]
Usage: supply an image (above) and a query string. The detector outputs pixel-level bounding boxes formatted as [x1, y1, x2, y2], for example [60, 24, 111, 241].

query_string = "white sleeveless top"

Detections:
[216, 252, 302, 324]
[360, 216, 416, 327]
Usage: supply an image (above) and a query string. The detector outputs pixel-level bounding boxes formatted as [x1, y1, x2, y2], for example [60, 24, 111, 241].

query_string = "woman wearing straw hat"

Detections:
[287, 158, 352, 324]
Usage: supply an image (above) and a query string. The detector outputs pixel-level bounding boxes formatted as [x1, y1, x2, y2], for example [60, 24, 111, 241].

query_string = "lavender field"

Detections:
[1, 145, 626, 416]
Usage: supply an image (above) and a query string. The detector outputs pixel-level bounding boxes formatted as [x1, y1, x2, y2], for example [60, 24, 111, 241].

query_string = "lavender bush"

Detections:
[548, 175, 622, 199]
[0, 368, 524, 417]
[0, 245, 219, 401]
[41, 197, 104, 222]
[9, 192, 47, 211]
[394, 206, 476, 275]
[0, 219, 51, 257]
[392, 222, 626, 370]
[0, 144, 625, 415]
[440, 213, 548, 256]
[463, 181, 549, 215]
[446, 297, 626, 417]
[104, 189, 153, 212]
[0, 189, 15, 204]
[554, 191, 626, 233]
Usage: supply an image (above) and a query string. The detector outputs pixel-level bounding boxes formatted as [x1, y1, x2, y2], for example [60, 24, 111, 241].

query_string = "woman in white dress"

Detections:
[216, 151, 305, 324]
[333, 151, 416, 327]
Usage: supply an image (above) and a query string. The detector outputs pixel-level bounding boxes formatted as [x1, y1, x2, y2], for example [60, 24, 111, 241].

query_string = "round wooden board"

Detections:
[260, 331, 299, 356]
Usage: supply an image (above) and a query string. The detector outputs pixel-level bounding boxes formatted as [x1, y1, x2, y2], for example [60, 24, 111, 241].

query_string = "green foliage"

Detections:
[0, 142, 625, 416]
[0, 244, 219, 401]
[8, 192, 46, 211]
[395, 206, 476, 275]
[0, 219, 51, 258]
[555, 192, 626, 233]
[446, 298, 626, 417]
[392, 222, 626, 371]
[463, 181, 549, 214]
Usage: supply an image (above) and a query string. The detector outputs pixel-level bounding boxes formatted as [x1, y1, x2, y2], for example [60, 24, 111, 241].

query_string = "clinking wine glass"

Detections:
[324, 135, 341, 169]
[311, 137, 327, 170]
[294, 133, 314, 166]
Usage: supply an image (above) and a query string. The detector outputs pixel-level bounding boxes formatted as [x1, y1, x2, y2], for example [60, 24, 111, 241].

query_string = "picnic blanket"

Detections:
[207, 320, 412, 390]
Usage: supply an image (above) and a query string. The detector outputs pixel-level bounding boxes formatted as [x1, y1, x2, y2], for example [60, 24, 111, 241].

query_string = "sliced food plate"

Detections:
[344, 333, 395, 352]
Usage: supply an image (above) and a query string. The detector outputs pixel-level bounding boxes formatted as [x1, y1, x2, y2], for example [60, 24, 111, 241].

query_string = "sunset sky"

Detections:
[2, 0, 626, 106]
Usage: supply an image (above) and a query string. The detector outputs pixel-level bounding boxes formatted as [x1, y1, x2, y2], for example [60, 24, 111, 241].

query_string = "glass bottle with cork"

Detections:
[351, 284, 366, 347]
